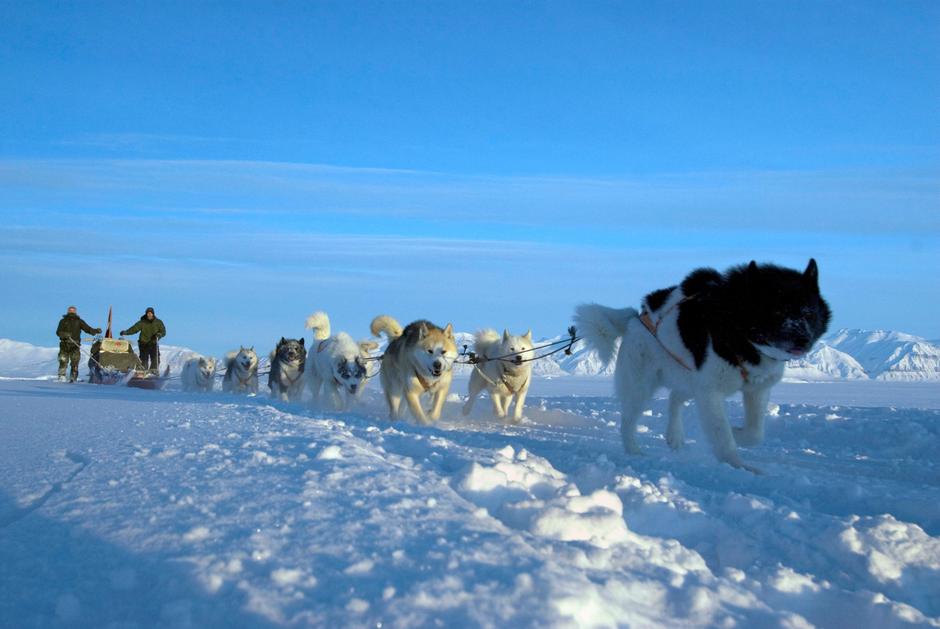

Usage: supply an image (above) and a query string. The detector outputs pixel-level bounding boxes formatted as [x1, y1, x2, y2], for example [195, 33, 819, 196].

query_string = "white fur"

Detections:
[222, 347, 259, 395]
[462, 328, 534, 422]
[576, 289, 786, 473]
[305, 312, 376, 411]
[181, 355, 216, 392]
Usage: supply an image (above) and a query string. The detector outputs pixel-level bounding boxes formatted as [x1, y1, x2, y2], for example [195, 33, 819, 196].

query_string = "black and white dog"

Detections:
[268, 337, 306, 402]
[576, 259, 831, 472]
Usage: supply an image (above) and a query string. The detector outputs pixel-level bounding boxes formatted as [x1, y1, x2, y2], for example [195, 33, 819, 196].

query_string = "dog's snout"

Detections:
[350, 383, 358, 392]
[433, 359, 442, 370]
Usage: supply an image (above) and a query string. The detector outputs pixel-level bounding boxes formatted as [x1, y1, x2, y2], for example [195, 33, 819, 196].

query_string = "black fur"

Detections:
[660, 260, 832, 369]
[268, 337, 306, 390]
[644, 286, 677, 312]
[387, 320, 443, 353]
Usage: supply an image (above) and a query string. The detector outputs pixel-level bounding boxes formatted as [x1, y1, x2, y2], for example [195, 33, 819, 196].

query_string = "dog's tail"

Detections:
[223, 350, 238, 373]
[574, 304, 638, 366]
[305, 311, 331, 341]
[474, 328, 501, 355]
[370, 315, 403, 340]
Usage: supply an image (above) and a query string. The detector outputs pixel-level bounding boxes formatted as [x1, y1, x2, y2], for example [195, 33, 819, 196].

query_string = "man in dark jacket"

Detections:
[56, 305, 101, 382]
[120, 307, 167, 373]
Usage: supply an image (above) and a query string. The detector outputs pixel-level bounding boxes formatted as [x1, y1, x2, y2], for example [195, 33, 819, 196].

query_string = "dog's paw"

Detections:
[733, 427, 764, 447]
[665, 427, 685, 450]
[621, 439, 644, 456]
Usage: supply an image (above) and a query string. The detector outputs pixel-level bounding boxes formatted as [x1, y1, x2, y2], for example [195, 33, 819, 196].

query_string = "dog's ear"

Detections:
[299, 338, 305, 346]
[744, 260, 759, 290]
[503, 329, 510, 342]
[444, 323, 454, 338]
[418, 322, 428, 339]
[803, 258, 819, 287]
[524, 329, 532, 341]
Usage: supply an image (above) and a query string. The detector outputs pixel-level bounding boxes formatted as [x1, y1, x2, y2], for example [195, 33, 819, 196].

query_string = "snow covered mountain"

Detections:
[823, 329, 940, 381]
[3, 326, 939, 381]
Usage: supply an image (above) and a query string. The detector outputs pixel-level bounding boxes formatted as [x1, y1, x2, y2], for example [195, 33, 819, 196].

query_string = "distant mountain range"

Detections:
[2, 328, 939, 382]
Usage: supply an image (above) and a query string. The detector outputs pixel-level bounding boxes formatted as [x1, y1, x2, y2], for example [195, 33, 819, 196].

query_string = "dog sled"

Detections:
[85, 307, 170, 389]
[87, 337, 170, 389]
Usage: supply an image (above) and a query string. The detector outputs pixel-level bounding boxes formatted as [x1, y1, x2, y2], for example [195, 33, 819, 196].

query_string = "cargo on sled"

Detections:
[87, 307, 170, 389]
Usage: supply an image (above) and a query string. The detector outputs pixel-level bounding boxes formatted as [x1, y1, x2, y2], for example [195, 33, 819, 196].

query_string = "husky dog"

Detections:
[181, 355, 217, 392]
[304, 311, 378, 411]
[268, 337, 307, 402]
[222, 346, 259, 395]
[462, 329, 535, 422]
[371, 315, 458, 424]
[575, 259, 830, 472]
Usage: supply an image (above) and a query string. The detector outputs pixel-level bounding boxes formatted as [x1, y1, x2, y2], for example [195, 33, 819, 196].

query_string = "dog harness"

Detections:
[473, 360, 528, 395]
[639, 294, 751, 383]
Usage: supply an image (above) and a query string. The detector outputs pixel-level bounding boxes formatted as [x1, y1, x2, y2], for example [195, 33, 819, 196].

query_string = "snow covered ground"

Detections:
[1, 374, 938, 628]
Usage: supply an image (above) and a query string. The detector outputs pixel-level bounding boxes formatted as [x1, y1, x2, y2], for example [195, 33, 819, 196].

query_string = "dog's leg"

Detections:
[386, 389, 403, 420]
[616, 370, 656, 455]
[695, 391, 760, 473]
[735, 387, 771, 446]
[405, 389, 430, 424]
[462, 372, 484, 416]
[491, 393, 508, 419]
[665, 391, 688, 450]
[511, 386, 529, 423]
[328, 382, 344, 411]
[429, 389, 447, 422]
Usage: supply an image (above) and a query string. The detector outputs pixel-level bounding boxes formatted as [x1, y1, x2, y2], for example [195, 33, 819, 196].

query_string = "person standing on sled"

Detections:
[56, 306, 101, 382]
[120, 307, 166, 374]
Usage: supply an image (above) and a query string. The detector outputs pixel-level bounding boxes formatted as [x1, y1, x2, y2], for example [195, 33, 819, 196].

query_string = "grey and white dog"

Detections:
[222, 346, 259, 395]
[181, 355, 217, 392]
[268, 337, 306, 402]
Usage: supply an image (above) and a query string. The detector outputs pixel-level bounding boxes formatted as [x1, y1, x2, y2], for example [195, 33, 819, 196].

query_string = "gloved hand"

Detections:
[119, 330, 127, 336]
[93, 328, 102, 334]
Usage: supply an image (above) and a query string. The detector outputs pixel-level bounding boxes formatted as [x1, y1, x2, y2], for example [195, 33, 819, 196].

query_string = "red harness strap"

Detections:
[639, 295, 751, 383]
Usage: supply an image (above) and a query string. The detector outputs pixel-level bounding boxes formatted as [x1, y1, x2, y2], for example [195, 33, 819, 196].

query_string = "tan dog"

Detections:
[370, 316, 458, 424]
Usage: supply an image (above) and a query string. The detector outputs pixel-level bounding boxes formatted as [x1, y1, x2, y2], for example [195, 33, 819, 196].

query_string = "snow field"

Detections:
[0, 378, 938, 627]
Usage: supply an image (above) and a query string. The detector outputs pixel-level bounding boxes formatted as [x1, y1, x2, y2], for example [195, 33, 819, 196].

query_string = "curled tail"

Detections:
[474, 328, 500, 355]
[223, 351, 238, 375]
[574, 304, 638, 365]
[370, 315, 403, 340]
[305, 311, 331, 341]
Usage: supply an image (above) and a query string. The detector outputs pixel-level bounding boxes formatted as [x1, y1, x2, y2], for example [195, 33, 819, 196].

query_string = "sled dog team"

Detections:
[182, 312, 535, 423]
[182, 259, 831, 471]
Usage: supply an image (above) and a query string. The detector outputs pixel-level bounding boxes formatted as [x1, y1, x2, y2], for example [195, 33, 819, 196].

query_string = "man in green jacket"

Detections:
[120, 307, 167, 373]
[56, 305, 102, 382]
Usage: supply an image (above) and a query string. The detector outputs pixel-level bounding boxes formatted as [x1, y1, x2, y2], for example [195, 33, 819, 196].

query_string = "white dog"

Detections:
[462, 329, 534, 422]
[222, 346, 259, 395]
[305, 311, 378, 411]
[181, 355, 216, 392]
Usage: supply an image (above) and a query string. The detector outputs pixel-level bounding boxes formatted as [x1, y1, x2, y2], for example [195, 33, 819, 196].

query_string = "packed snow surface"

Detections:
[1, 375, 938, 628]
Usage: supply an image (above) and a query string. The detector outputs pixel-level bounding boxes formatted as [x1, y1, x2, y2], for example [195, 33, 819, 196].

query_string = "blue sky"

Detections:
[1, 1, 938, 354]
